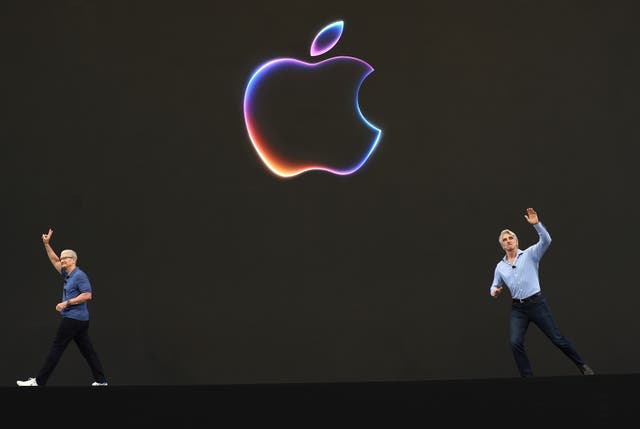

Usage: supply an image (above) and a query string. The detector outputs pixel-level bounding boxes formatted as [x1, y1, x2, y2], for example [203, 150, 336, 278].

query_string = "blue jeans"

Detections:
[509, 292, 585, 377]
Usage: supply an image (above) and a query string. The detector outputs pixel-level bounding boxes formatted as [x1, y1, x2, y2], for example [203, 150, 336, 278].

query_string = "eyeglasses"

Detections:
[60, 256, 73, 261]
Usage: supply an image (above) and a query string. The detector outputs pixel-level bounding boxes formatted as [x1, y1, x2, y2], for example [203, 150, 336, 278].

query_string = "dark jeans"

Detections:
[509, 291, 585, 377]
[35, 317, 107, 385]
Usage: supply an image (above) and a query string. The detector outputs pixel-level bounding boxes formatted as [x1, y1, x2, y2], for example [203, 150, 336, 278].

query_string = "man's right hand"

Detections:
[491, 286, 503, 297]
[524, 207, 539, 225]
[42, 228, 53, 244]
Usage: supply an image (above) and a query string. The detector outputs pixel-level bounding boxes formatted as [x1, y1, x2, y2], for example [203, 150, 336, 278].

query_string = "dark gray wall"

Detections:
[2, 0, 639, 385]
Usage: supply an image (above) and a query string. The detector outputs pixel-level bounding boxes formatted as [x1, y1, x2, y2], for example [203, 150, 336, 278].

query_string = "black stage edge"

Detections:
[3, 373, 636, 426]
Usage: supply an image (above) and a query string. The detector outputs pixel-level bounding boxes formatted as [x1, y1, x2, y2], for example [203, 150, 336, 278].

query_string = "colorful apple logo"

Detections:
[243, 20, 383, 178]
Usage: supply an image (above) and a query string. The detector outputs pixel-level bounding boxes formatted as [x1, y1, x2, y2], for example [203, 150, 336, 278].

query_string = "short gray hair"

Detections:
[61, 249, 78, 261]
[498, 229, 518, 243]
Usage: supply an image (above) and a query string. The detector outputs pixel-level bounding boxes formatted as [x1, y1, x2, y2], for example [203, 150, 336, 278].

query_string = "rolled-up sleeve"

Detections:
[490, 266, 503, 296]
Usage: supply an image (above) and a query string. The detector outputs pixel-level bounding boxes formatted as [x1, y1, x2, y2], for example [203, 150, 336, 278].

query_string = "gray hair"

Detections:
[498, 229, 518, 243]
[61, 249, 78, 261]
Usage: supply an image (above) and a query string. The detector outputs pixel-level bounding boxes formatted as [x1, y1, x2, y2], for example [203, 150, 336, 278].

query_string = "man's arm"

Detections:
[56, 292, 92, 312]
[524, 208, 551, 259]
[42, 228, 62, 274]
[490, 266, 504, 298]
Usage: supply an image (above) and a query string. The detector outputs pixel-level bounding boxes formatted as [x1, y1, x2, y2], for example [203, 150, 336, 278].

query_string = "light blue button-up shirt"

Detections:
[490, 223, 552, 300]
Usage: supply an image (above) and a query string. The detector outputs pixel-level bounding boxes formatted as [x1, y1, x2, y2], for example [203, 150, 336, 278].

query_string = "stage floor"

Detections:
[2, 373, 636, 426]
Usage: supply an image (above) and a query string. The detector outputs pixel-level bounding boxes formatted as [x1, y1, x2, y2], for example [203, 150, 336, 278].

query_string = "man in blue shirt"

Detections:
[490, 208, 594, 377]
[17, 228, 108, 386]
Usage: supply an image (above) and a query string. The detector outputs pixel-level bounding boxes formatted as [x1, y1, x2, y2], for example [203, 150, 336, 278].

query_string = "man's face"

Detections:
[60, 252, 75, 270]
[500, 233, 518, 252]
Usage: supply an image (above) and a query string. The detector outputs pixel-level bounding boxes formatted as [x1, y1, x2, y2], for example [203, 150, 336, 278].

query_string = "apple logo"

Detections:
[243, 20, 383, 178]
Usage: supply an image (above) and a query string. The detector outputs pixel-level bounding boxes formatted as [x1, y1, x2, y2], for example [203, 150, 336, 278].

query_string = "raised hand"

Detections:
[42, 228, 53, 244]
[524, 208, 539, 225]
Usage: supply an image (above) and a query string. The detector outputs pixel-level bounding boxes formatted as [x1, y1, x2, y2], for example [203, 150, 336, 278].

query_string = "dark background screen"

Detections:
[2, 0, 638, 385]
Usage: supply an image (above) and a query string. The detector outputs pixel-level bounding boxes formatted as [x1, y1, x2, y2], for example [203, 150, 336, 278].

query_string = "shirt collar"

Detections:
[62, 267, 78, 278]
[502, 249, 524, 262]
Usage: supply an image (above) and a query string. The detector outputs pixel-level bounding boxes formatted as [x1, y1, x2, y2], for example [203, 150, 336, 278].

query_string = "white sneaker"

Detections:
[91, 382, 108, 386]
[17, 377, 38, 386]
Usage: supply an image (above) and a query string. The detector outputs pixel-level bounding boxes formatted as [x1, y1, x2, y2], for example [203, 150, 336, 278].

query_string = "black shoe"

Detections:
[580, 364, 595, 375]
